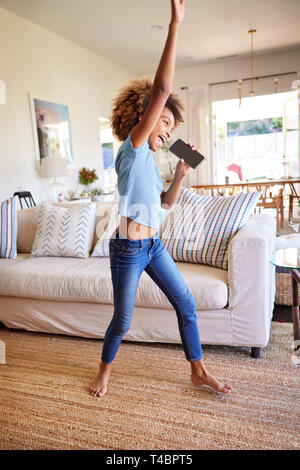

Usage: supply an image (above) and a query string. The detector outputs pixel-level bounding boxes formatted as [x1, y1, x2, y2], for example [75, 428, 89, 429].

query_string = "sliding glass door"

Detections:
[212, 91, 299, 184]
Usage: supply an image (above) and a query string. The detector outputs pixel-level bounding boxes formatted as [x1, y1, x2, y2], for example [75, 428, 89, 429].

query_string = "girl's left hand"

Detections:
[174, 158, 191, 180]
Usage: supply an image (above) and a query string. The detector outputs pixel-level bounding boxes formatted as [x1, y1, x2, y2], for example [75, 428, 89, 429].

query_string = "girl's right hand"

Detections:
[171, 0, 185, 24]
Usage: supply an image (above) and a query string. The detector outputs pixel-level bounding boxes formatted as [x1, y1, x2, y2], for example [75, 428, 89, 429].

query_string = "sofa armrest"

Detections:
[227, 214, 276, 347]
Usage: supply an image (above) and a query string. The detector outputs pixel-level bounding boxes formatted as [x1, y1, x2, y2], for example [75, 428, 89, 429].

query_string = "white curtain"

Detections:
[187, 85, 212, 187]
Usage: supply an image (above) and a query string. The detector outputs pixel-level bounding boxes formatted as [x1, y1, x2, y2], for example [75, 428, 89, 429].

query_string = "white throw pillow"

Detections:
[160, 186, 261, 270]
[91, 204, 120, 257]
[31, 203, 96, 258]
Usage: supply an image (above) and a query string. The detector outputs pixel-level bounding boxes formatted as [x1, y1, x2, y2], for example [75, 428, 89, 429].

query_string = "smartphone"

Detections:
[168, 139, 206, 169]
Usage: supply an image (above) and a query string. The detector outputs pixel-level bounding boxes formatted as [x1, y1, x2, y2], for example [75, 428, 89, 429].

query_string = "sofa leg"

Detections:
[251, 347, 262, 358]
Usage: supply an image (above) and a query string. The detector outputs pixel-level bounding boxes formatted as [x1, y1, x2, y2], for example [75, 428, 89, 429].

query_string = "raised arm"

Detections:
[131, 0, 185, 149]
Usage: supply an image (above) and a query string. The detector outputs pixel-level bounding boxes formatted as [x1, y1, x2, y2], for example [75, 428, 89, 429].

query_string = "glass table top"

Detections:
[270, 248, 300, 269]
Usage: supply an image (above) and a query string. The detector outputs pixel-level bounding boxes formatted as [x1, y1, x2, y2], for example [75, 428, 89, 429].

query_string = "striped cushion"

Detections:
[0, 196, 18, 259]
[160, 187, 261, 270]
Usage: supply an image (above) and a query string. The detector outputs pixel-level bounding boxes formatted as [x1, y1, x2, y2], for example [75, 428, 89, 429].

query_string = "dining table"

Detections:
[191, 177, 300, 202]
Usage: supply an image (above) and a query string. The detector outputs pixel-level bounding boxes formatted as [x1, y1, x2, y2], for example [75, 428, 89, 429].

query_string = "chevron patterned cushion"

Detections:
[31, 203, 96, 258]
[160, 186, 261, 270]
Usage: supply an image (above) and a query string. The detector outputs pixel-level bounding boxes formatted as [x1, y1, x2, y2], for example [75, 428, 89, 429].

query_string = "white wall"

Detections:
[0, 6, 135, 204]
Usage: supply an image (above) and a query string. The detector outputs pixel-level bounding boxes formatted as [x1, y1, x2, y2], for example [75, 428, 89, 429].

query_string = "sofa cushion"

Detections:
[17, 202, 115, 255]
[52, 201, 115, 252]
[161, 186, 261, 270]
[1, 196, 17, 259]
[31, 203, 96, 258]
[0, 254, 228, 309]
[91, 204, 120, 257]
[17, 206, 40, 253]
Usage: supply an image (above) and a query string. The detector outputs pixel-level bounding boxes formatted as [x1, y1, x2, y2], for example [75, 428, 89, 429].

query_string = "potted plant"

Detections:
[91, 187, 105, 202]
[78, 167, 98, 195]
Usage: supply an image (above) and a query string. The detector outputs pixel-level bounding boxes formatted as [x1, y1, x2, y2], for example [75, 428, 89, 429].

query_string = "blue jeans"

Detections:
[101, 230, 203, 364]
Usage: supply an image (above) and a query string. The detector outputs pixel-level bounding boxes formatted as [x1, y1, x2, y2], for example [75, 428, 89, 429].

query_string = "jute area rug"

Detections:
[0, 323, 299, 450]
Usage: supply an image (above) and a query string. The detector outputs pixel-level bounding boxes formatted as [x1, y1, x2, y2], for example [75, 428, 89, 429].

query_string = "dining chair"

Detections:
[13, 191, 36, 209]
[288, 190, 300, 222]
[255, 185, 284, 232]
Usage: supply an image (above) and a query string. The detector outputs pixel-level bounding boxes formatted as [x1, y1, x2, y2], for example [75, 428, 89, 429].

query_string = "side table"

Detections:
[271, 248, 300, 346]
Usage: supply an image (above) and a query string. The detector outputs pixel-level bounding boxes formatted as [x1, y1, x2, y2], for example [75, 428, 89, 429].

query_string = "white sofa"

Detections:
[0, 202, 276, 358]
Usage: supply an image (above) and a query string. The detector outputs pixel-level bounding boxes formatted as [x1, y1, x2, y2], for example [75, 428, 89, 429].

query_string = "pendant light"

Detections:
[248, 29, 256, 96]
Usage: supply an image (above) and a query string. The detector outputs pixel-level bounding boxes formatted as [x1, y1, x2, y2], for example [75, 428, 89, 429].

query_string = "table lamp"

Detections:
[40, 157, 69, 202]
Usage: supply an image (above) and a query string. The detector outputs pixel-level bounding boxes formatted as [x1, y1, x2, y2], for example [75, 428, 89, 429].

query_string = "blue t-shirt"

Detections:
[114, 131, 163, 229]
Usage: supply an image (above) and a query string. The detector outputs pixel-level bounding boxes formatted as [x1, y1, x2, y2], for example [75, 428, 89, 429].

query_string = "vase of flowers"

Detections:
[78, 167, 98, 195]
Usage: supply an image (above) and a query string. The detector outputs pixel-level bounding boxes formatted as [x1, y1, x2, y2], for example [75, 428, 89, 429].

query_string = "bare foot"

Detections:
[191, 370, 233, 394]
[89, 361, 112, 397]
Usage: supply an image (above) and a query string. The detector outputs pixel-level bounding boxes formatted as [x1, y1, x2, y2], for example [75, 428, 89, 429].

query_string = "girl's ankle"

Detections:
[100, 361, 113, 372]
[190, 359, 206, 375]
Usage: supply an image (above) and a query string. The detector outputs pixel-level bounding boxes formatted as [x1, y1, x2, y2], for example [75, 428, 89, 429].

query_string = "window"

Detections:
[99, 117, 117, 191]
[212, 91, 299, 183]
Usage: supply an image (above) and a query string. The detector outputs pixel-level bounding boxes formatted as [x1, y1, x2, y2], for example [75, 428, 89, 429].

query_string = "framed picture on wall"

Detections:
[29, 94, 74, 166]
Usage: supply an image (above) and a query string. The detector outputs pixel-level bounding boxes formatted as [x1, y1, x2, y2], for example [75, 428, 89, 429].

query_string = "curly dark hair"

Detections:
[110, 78, 185, 142]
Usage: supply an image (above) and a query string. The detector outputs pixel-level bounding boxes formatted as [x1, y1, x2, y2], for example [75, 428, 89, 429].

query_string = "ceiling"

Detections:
[1, 0, 300, 74]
